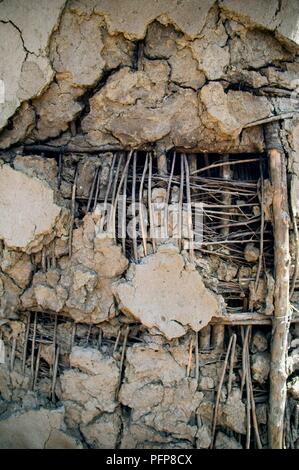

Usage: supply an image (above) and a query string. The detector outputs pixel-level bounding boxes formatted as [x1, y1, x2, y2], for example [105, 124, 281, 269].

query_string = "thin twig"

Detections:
[33, 342, 42, 391]
[51, 346, 60, 403]
[122, 161, 129, 254]
[165, 151, 176, 240]
[110, 153, 123, 238]
[132, 151, 138, 260]
[210, 334, 234, 448]
[290, 207, 299, 298]
[92, 163, 102, 211]
[116, 326, 129, 399]
[139, 153, 149, 256]
[255, 158, 265, 292]
[86, 166, 98, 213]
[113, 328, 122, 355]
[99, 153, 117, 233]
[51, 314, 58, 374]
[243, 112, 298, 128]
[241, 326, 250, 394]
[191, 158, 260, 176]
[111, 151, 133, 242]
[227, 333, 237, 395]
[85, 324, 92, 346]
[30, 312, 37, 382]
[22, 312, 30, 374]
[69, 167, 78, 257]
[186, 335, 194, 377]
[184, 153, 194, 261]
[178, 155, 184, 250]
[148, 152, 156, 252]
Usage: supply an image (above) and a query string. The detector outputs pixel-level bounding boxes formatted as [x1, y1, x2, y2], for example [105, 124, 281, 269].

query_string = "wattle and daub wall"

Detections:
[0, 0, 299, 449]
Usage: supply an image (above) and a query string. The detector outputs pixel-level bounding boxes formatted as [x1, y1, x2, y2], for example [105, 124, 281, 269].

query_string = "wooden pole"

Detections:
[265, 122, 290, 449]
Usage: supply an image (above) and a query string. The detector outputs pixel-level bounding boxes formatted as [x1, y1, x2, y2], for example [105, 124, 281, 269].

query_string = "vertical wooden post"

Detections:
[265, 122, 290, 449]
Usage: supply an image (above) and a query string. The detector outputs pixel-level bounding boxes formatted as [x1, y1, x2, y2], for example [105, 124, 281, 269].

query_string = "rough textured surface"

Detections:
[221, 0, 299, 46]
[0, 408, 82, 449]
[114, 245, 224, 339]
[58, 346, 119, 426]
[119, 343, 203, 448]
[197, 388, 246, 435]
[0, 0, 299, 451]
[251, 352, 271, 385]
[215, 431, 242, 449]
[0, 163, 69, 253]
[0, 0, 298, 151]
[81, 63, 271, 150]
[81, 411, 121, 448]
[286, 119, 299, 218]
[0, 0, 66, 131]
[21, 211, 128, 323]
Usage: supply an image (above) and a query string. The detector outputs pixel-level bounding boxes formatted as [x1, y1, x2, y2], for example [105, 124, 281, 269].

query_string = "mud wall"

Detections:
[0, 0, 299, 449]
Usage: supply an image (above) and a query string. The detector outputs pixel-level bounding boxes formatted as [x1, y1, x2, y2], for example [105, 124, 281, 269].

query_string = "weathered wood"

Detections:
[51, 345, 60, 403]
[116, 326, 129, 399]
[266, 122, 290, 449]
[199, 324, 211, 349]
[186, 335, 194, 377]
[22, 312, 30, 374]
[139, 153, 149, 256]
[68, 167, 78, 257]
[23, 307, 299, 325]
[211, 313, 270, 325]
[30, 312, 37, 381]
[290, 171, 299, 298]
[210, 334, 234, 448]
[178, 155, 185, 250]
[112, 151, 133, 243]
[148, 152, 156, 252]
[184, 153, 194, 261]
[243, 112, 299, 129]
[227, 333, 236, 395]
[212, 154, 232, 351]
[33, 342, 42, 391]
[132, 151, 138, 260]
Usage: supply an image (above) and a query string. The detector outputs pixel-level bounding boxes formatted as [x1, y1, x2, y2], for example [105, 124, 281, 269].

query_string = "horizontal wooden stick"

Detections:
[211, 313, 299, 325]
[243, 112, 299, 129]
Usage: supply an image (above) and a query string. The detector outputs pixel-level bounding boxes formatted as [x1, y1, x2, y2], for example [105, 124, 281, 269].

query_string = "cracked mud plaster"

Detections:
[0, 162, 70, 254]
[0, 0, 299, 451]
[0, 408, 82, 449]
[21, 209, 128, 324]
[0, 0, 298, 151]
[114, 245, 224, 340]
[0, 0, 66, 131]
[0, 165, 68, 253]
